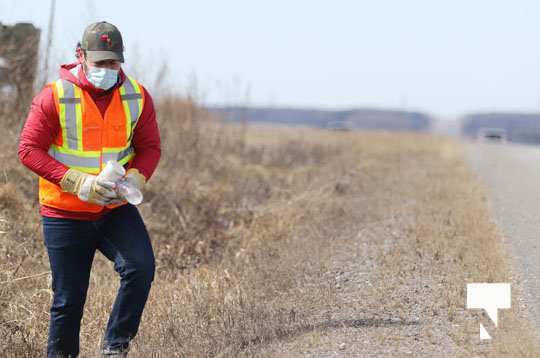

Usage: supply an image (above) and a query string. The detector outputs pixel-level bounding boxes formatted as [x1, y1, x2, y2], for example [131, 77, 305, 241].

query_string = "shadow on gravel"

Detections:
[239, 317, 421, 351]
[315, 317, 421, 330]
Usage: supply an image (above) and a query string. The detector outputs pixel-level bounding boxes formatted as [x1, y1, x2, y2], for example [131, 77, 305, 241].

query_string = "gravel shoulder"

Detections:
[465, 141, 540, 334]
[253, 216, 466, 358]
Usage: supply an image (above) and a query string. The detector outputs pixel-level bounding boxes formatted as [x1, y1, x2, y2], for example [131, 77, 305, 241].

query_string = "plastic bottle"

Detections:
[99, 160, 125, 182]
[115, 178, 143, 205]
[98, 160, 144, 205]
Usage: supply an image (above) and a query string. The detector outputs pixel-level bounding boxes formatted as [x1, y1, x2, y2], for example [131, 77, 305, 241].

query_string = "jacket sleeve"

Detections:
[18, 86, 69, 184]
[129, 86, 161, 181]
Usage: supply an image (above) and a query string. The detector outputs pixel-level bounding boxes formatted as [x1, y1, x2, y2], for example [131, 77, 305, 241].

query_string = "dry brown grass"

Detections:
[0, 95, 370, 356]
[2, 91, 540, 357]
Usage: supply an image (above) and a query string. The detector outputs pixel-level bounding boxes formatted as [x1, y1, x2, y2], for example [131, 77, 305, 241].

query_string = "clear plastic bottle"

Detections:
[116, 178, 143, 205]
[98, 160, 144, 205]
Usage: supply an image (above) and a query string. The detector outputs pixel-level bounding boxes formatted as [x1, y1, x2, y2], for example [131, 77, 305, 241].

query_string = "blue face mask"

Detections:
[85, 66, 118, 90]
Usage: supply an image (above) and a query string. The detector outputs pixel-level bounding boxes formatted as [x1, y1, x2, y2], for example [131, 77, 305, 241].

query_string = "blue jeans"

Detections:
[41, 204, 155, 357]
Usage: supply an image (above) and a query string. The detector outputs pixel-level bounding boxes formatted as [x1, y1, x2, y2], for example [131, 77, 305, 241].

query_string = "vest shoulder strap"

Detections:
[119, 76, 144, 131]
[53, 79, 82, 103]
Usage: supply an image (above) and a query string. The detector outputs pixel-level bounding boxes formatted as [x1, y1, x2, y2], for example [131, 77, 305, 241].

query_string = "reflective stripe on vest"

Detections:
[119, 77, 143, 142]
[48, 146, 135, 173]
[57, 79, 83, 151]
[49, 77, 142, 173]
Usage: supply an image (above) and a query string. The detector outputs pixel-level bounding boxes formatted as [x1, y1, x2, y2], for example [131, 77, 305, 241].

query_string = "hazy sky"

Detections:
[3, 0, 540, 116]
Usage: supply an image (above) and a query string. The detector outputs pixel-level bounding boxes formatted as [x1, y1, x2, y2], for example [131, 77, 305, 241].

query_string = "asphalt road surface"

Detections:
[466, 140, 540, 332]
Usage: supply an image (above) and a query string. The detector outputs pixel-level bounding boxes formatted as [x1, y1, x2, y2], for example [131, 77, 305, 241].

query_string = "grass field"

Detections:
[1, 98, 540, 356]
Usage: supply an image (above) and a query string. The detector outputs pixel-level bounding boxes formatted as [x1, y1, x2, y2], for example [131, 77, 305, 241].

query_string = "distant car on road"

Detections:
[326, 120, 350, 131]
[477, 128, 507, 143]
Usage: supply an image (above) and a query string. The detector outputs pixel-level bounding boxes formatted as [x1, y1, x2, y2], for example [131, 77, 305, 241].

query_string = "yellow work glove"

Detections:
[60, 168, 121, 206]
[124, 168, 146, 192]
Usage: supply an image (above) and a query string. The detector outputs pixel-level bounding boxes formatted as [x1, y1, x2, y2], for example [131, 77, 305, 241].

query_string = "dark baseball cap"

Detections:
[80, 21, 124, 63]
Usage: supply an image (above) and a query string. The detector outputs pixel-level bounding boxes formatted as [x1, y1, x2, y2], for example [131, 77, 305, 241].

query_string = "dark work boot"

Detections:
[101, 346, 129, 358]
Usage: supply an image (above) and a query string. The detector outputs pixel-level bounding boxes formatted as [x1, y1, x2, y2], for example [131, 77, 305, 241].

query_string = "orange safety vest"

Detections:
[39, 76, 145, 213]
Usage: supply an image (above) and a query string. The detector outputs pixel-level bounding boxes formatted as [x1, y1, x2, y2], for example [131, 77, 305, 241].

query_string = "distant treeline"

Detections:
[462, 113, 540, 144]
[209, 106, 433, 132]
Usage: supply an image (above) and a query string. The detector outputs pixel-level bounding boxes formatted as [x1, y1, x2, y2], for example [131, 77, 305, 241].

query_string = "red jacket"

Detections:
[18, 63, 161, 221]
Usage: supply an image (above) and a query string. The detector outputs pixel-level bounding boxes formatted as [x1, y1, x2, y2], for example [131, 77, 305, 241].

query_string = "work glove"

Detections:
[60, 168, 122, 206]
[124, 168, 146, 193]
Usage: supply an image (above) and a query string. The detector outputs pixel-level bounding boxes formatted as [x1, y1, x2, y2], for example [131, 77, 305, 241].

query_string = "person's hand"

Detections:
[124, 168, 146, 192]
[60, 169, 121, 206]
[80, 176, 121, 205]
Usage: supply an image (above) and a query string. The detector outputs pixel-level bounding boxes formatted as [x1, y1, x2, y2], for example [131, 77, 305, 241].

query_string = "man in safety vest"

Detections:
[18, 22, 161, 357]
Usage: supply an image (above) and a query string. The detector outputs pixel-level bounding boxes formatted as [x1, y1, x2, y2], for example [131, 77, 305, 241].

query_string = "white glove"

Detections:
[78, 175, 124, 205]
[60, 169, 122, 206]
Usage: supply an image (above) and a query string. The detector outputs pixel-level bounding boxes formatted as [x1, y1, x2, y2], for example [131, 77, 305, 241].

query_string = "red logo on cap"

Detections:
[100, 34, 113, 48]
